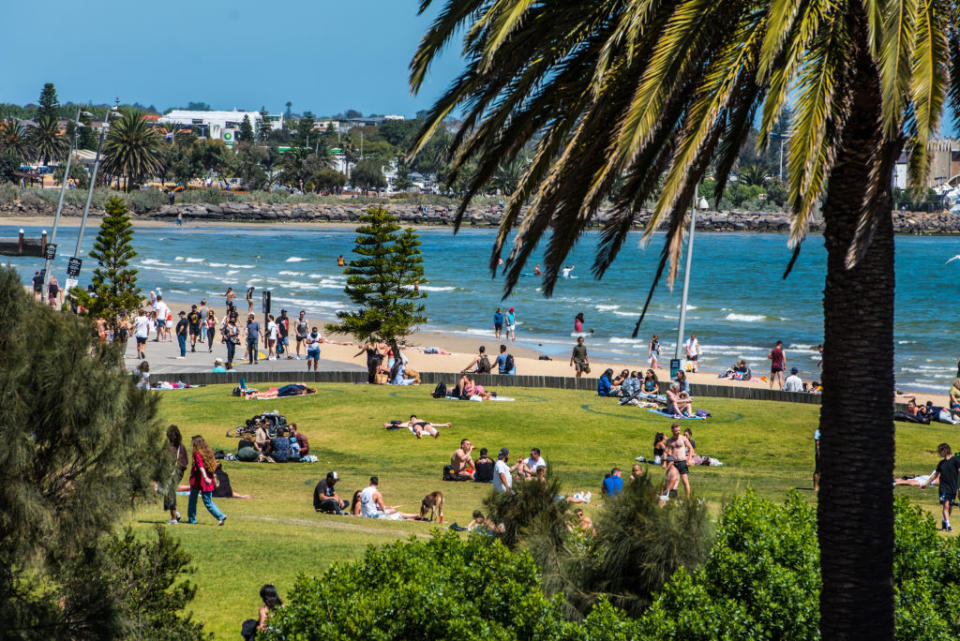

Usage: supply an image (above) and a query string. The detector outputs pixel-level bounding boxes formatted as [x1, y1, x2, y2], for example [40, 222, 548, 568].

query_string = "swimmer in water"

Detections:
[337, 254, 345, 267]
[561, 265, 575, 278]
[533, 264, 542, 276]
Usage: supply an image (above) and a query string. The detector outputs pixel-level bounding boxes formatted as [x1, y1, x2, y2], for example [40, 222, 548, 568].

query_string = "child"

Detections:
[921, 443, 960, 531]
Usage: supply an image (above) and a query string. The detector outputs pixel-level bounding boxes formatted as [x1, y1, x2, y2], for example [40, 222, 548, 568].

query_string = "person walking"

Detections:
[175, 311, 188, 359]
[294, 311, 309, 359]
[205, 310, 217, 353]
[197, 300, 208, 344]
[223, 316, 240, 366]
[574, 312, 584, 334]
[246, 286, 255, 313]
[186, 435, 227, 526]
[133, 308, 151, 360]
[246, 314, 261, 365]
[648, 334, 661, 369]
[684, 333, 701, 372]
[570, 336, 589, 377]
[506, 307, 517, 342]
[493, 307, 504, 341]
[266, 314, 278, 360]
[164, 425, 189, 524]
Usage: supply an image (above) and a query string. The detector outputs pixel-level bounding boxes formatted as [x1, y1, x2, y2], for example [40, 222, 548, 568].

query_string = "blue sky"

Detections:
[2, 0, 466, 117]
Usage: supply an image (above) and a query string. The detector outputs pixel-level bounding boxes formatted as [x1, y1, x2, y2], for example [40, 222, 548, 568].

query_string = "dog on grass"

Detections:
[419, 491, 444, 523]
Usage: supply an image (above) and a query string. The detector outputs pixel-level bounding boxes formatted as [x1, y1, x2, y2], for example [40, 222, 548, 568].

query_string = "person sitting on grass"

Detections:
[459, 374, 494, 400]
[520, 448, 547, 480]
[665, 382, 694, 417]
[268, 432, 291, 463]
[241, 584, 283, 641]
[619, 371, 641, 398]
[313, 471, 349, 514]
[450, 439, 476, 479]
[474, 448, 495, 483]
[597, 369, 620, 397]
[629, 463, 645, 483]
[349, 490, 363, 516]
[359, 476, 418, 520]
[211, 464, 252, 499]
[289, 424, 309, 456]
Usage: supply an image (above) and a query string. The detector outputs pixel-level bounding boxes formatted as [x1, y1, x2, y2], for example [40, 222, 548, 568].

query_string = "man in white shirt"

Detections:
[154, 296, 169, 342]
[521, 448, 547, 479]
[684, 333, 701, 372]
[783, 367, 804, 393]
[359, 477, 416, 520]
[266, 315, 279, 360]
[133, 309, 151, 360]
[493, 448, 515, 493]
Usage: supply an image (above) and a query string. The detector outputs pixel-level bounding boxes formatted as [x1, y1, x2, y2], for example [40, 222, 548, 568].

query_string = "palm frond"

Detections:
[906, 0, 950, 191]
[878, 0, 919, 138]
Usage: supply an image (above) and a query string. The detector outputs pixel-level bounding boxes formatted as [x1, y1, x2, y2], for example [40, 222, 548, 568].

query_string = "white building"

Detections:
[159, 109, 284, 140]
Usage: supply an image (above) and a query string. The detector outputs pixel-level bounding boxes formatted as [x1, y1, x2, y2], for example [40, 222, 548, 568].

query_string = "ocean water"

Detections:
[2, 223, 955, 392]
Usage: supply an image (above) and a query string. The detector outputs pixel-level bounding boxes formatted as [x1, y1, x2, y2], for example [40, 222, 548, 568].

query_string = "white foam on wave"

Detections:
[228, 264, 255, 269]
[609, 337, 643, 345]
[184, 257, 204, 263]
[278, 270, 305, 277]
[725, 313, 767, 322]
[226, 270, 239, 275]
[285, 257, 308, 263]
[595, 304, 621, 312]
[612, 311, 635, 317]
[141, 258, 169, 266]
[209, 262, 226, 267]
[419, 285, 456, 292]
[174, 256, 184, 262]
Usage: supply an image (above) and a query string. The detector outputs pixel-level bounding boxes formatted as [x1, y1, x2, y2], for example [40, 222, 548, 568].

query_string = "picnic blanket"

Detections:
[647, 409, 706, 419]
[443, 395, 515, 402]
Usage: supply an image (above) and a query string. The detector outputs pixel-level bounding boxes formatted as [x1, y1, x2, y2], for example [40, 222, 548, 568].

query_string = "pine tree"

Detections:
[327, 207, 427, 342]
[257, 106, 271, 142]
[73, 196, 142, 324]
[37, 82, 59, 121]
[296, 111, 316, 148]
[238, 115, 254, 143]
[0, 266, 171, 638]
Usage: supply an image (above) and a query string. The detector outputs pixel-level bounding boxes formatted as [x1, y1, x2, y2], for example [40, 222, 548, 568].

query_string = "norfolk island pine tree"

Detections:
[326, 207, 427, 343]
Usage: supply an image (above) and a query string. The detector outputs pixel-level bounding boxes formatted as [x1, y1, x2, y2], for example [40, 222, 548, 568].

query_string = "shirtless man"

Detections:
[450, 438, 475, 479]
[384, 415, 451, 439]
[664, 423, 694, 497]
[573, 508, 593, 532]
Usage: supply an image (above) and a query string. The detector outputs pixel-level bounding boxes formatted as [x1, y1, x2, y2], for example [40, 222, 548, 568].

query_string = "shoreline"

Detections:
[4, 206, 960, 235]
[137, 297, 949, 407]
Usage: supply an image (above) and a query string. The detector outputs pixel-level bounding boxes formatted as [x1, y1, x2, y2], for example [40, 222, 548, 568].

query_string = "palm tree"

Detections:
[409, 1, 959, 638]
[29, 113, 67, 167]
[0, 119, 33, 162]
[736, 163, 769, 187]
[102, 111, 163, 191]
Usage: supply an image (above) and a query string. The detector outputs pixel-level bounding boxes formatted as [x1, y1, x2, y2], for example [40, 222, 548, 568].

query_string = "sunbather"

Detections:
[384, 415, 451, 439]
[460, 374, 494, 400]
[665, 382, 694, 417]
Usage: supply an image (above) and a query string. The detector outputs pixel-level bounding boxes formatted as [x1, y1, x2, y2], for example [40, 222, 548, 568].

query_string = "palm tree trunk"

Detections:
[818, 23, 896, 641]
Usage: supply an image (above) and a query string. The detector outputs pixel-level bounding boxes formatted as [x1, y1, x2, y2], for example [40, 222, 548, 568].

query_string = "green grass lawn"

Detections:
[127, 383, 949, 638]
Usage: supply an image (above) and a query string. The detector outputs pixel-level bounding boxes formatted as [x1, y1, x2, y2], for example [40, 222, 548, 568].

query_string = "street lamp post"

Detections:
[70, 106, 116, 281]
[41, 107, 83, 299]
[673, 184, 710, 370]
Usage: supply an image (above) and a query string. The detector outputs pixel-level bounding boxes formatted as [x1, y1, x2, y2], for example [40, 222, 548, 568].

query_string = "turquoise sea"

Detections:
[2, 223, 956, 392]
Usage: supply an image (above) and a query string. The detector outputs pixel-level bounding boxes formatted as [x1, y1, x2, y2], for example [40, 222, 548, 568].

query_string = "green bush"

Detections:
[178, 188, 226, 205]
[124, 189, 167, 212]
[0, 182, 18, 205]
[263, 531, 574, 641]
[19, 189, 52, 211]
[639, 491, 960, 641]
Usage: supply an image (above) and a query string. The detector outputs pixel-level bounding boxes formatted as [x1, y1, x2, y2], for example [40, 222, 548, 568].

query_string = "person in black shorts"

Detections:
[187, 304, 202, 352]
[921, 442, 960, 532]
[32, 271, 43, 301]
[664, 423, 693, 497]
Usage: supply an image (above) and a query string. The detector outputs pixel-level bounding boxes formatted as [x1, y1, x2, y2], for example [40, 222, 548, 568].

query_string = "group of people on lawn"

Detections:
[236, 419, 310, 463]
[598, 366, 697, 417]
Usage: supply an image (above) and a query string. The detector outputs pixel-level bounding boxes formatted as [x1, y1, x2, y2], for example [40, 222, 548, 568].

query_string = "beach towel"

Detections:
[647, 409, 706, 420]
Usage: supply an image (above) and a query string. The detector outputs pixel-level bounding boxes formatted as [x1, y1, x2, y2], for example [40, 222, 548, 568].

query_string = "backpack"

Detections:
[504, 354, 515, 372]
[433, 382, 448, 398]
[478, 354, 492, 374]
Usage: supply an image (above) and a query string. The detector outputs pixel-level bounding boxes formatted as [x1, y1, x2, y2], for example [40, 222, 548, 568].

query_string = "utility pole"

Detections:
[41, 107, 82, 299]
[70, 106, 116, 282]
[672, 185, 709, 374]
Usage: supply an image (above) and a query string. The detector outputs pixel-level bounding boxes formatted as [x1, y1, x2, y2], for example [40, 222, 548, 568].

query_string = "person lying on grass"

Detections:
[384, 415, 451, 439]
[459, 374, 494, 400]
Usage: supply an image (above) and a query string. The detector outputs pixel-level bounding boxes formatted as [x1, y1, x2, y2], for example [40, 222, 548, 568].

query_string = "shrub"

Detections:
[19, 189, 52, 211]
[263, 532, 573, 641]
[639, 491, 960, 641]
[124, 189, 168, 212]
[178, 188, 226, 205]
[0, 182, 18, 205]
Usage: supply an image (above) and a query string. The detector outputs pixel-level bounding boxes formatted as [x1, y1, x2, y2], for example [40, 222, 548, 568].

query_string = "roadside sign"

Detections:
[67, 257, 82, 277]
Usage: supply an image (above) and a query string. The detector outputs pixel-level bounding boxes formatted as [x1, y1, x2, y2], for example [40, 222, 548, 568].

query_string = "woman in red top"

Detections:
[187, 435, 227, 525]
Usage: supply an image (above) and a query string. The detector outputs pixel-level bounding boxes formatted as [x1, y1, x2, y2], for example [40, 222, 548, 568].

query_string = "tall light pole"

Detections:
[69, 106, 117, 282]
[673, 184, 710, 366]
[41, 107, 83, 298]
